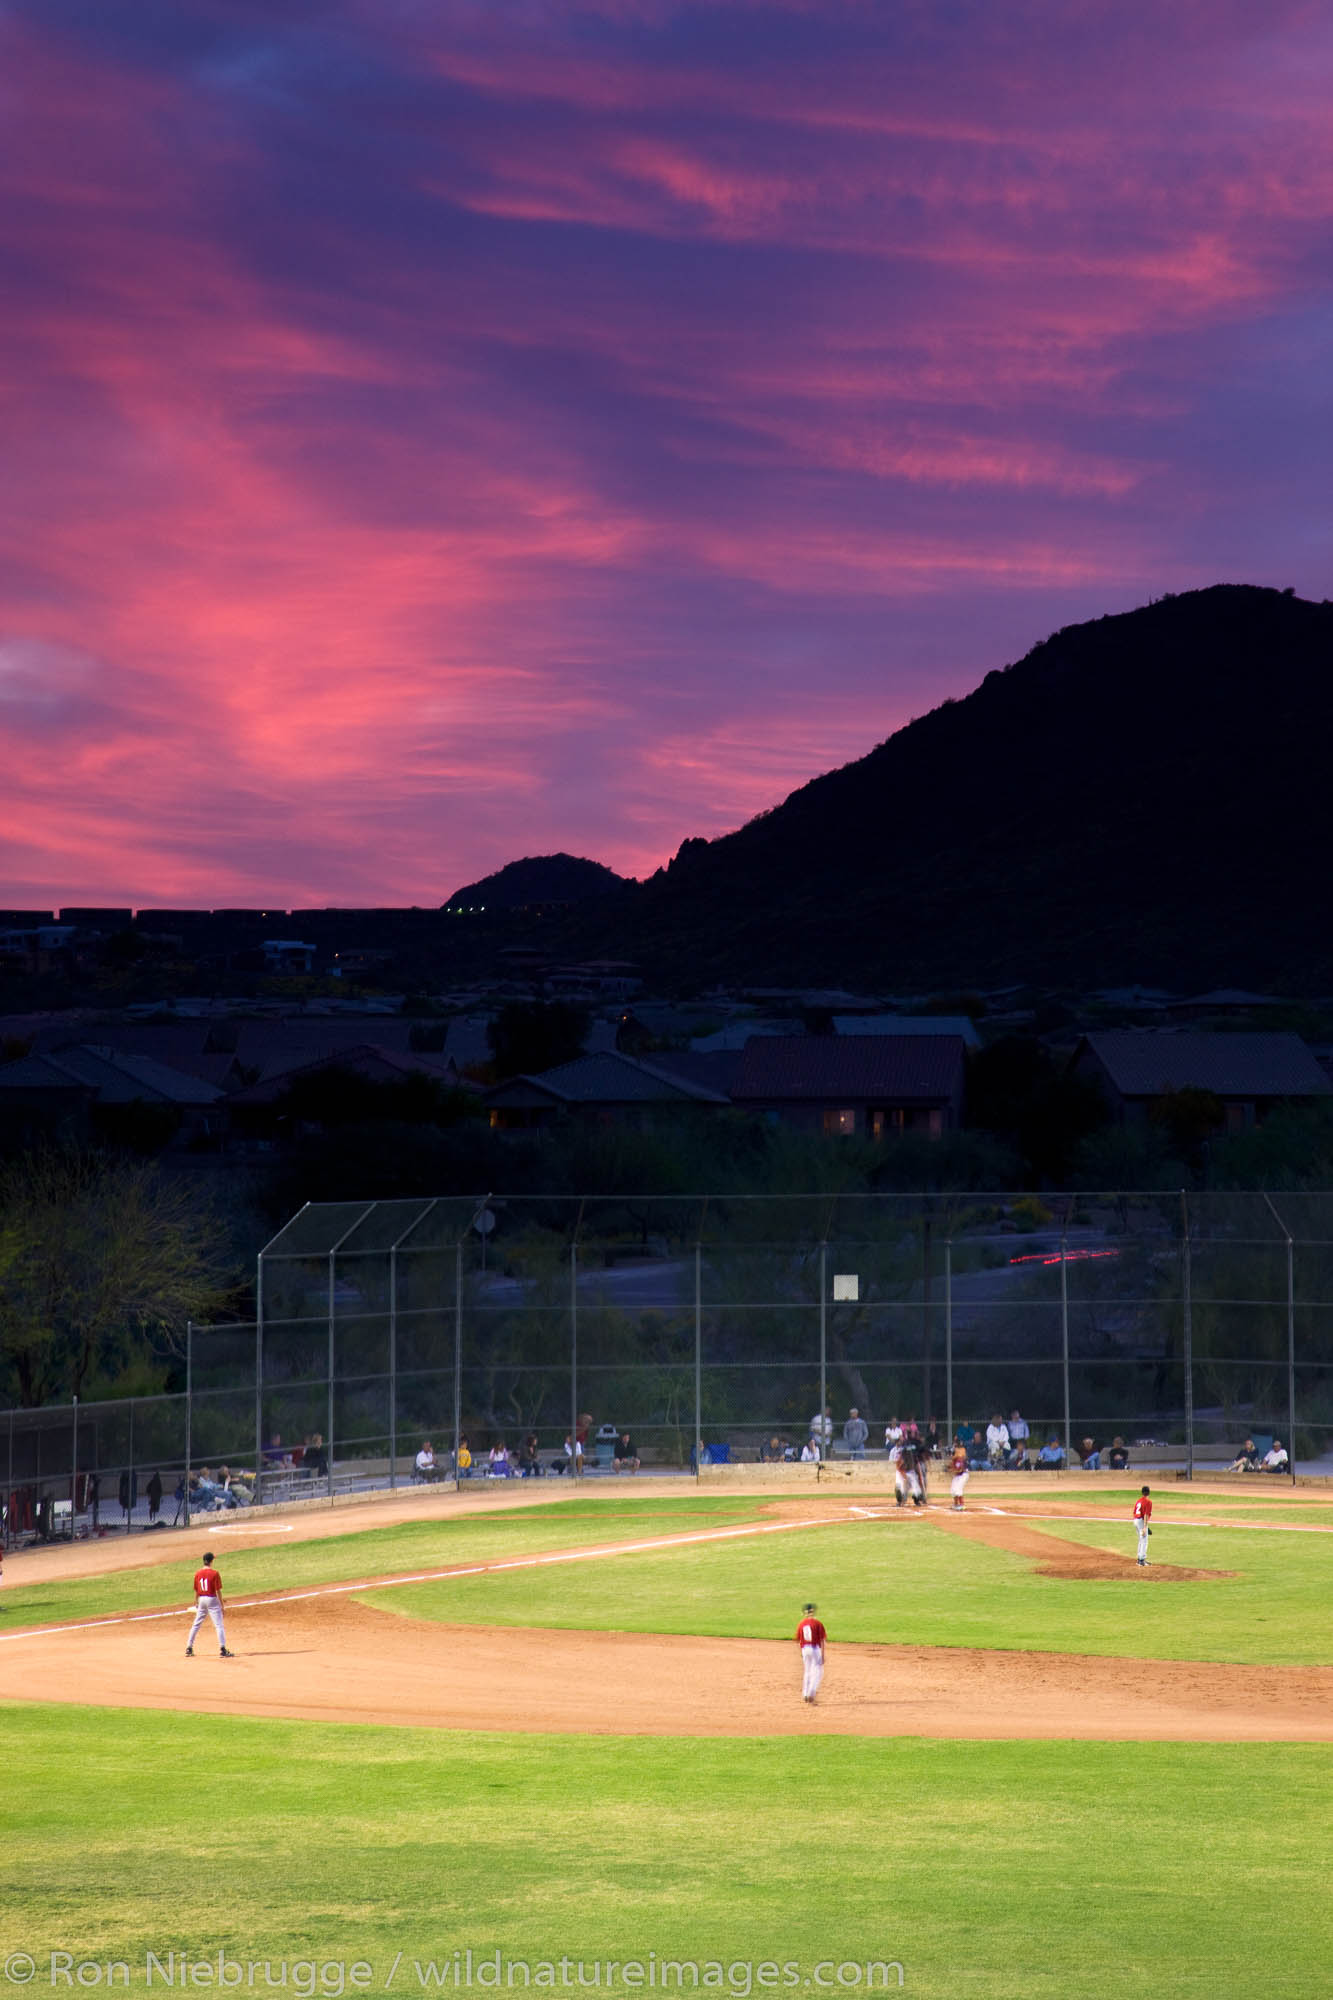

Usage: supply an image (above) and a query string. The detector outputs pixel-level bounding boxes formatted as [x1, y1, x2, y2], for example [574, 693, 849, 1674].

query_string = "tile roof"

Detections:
[732, 1034, 966, 1101]
[44, 1046, 224, 1105]
[0, 1053, 93, 1091]
[228, 1044, 461, 1104]
[1078, 1032, 1331, 1098]
[831, 1013, 981, 1049]
[489, 1051, 731, 1106]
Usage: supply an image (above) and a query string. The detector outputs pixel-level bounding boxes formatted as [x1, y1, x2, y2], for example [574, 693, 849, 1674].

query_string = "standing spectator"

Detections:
[843, 1409, 869, 1459]
[884, 1418, 904, 1451]
[923, 1418, 942, 1458]
[810, 1406, 833, 1454]
[456, 1435, 473, 1478]
[985, 1415, 1011, 1466]
[1262, 1439, 1290, 1474]
[613, 1432, 640, 1474]
[1007, 1410, 1030, 1463]
[146, 1469, 163, 1522]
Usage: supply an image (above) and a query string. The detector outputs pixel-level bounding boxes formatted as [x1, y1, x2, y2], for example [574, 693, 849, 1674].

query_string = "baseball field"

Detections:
[3, 1476, 1332, 2000]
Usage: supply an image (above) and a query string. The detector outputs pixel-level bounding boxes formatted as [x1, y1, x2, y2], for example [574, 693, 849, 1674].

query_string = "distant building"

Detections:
[729, 1035, 966, 1138]
[485, 1051, 728, 1130]
[1070, 1031, 1331, 1131]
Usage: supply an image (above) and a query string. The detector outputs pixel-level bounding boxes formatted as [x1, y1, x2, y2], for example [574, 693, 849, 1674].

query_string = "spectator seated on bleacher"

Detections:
[985, 1416, 1010, 1467]
[1076, 1436, 1102, 1471]
[518, 1434, 543, 1477]
[1262, 1439, 1290, 1474]
[613, 1432, 640, 1474]
[194, 1467, 239, 1510]
[1035, 1438, 1065, 1469]
[487, 1442, 515, 1478]
[302, 1434, 328, 1479]
[1108, 1437, 1131, 1471]
[415, 1441, 442, 1482]
[758, 1434, 790, 1463]
[218, 1466, 252, 1505]
[1229, 1438, 1261, 1472]
[263, 1434, 290, 1467]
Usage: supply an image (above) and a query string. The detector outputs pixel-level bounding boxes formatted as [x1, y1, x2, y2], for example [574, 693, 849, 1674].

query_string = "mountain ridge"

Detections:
[554, 584, 1333, 991]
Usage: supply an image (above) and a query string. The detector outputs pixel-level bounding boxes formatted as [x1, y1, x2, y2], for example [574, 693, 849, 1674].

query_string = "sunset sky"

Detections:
[3, 0, 1330, 908]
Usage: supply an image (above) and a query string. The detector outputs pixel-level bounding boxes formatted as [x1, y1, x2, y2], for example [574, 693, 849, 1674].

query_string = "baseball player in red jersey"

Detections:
[949, 1443, 970, 1510]
[186, 1550, 233, 1656]
[1133, 1486, 1153, 1566]
[795, 1602, 826, 1703]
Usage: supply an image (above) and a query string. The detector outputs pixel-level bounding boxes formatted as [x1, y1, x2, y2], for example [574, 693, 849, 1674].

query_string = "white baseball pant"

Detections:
[188, 1595, 227, 1648]
[801, 1644, 824, 1701]
[1136, 1523, 1150, 1562]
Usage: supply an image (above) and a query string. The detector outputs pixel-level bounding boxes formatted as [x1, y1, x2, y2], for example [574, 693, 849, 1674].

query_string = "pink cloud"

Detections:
[0, 3, 1329, 905]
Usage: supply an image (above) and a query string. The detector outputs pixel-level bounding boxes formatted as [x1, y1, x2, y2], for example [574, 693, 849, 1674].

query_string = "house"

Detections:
[1070, 1032, 1332, 1131]
[261, 939, 317, 974]
[227, 1043, 463, 1105]
[831, 1012, 982, 1051]
[728, 1035, 966, 1138]
[485, 1051, 731, 1131]
[0, 1045, 226, 1148]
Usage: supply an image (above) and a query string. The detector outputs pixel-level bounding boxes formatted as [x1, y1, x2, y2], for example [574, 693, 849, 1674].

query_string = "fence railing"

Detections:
[5, 1189, 1331, 1542]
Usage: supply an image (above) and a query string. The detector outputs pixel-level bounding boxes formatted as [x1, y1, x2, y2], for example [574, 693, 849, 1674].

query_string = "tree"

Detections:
[0, 1150, 239, 1406]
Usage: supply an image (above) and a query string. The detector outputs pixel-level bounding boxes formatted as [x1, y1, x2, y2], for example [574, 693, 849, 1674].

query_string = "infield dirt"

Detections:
[2, 1494, 1328, 1741]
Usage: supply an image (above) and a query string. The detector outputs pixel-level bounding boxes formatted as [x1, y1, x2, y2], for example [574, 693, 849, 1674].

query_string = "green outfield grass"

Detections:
[2, 1706, 1329, 2000]
[361, 1511, 1333, 1664]
[0, 1496, 766, 1628]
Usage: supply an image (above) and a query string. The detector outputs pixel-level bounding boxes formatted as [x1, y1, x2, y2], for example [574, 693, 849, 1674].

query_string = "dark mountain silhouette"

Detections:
[566, 586, 1333, 991]
[445, 852, 629, 910]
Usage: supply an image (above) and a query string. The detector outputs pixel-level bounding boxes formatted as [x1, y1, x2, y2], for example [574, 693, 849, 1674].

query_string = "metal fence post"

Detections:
[921, 1215, 933, 1420]
[1264, 1195, 1298, 1485]
[6, 1407, 13, 1549]
[1181, 1192, 1195, 1482]
[326, 1250, 336, 1502]
[388, 1244, 398, 1490]
[254, 1247, 264, 1488]
[570, 1241, 579, 1474]
[944, 1240, 954, 1451]
[694, 1241, 702, 1479]
[184, 1319, 193, 1528]
[1280, 1232, 1288, 1488]
[453, 1241, 463, 1491]
[1060, 1230, 1071, 1460]
[818, 1241, 827, 1464]
[70, 1394, 79, 1541]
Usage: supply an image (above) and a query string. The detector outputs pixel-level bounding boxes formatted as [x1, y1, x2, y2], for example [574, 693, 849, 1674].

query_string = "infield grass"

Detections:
[0, 1497, 765, 1628]
[3, 1705, 1329, 2000]
[362, 1511, 1333, 1664]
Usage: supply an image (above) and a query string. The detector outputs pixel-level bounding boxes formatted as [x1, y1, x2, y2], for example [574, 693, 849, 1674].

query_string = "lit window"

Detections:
[823, 1107, 856, 1136]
